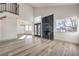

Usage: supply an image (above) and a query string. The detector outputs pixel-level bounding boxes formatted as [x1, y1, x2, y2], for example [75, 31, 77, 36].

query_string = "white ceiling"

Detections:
[27, 3, 76, 7]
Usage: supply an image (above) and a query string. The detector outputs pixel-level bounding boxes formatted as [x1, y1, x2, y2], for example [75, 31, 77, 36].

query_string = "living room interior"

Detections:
[0, 3, 79, 56]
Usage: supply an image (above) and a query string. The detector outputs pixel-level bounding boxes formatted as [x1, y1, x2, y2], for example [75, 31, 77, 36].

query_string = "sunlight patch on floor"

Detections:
[19, 35, 32, 40]
[26, 35, 32, 39]
[19, 35, 26, 39]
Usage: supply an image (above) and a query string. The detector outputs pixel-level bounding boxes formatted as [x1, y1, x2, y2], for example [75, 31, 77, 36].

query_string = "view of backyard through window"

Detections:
[56, 16, 78, 32]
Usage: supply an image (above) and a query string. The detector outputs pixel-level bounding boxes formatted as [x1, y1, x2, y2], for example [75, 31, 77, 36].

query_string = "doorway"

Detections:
[34, 23, 41, 37]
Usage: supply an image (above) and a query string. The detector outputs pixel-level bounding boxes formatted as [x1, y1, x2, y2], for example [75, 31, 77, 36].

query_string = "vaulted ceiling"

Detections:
[26, 3, 76, 7]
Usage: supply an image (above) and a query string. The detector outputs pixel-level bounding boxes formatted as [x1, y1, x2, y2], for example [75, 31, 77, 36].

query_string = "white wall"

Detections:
[19, 4, 33, 23]
[0, 13, 6, 40]
[34, 4, 78, 19]
[0, 20, 2, 39]
[0, 12, 17, 41]
[34, 4, 79, 43]
[17, 4, 34, 35]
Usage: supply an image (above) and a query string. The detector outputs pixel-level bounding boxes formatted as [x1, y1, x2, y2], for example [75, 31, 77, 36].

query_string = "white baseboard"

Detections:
[55, 39, 79, 44]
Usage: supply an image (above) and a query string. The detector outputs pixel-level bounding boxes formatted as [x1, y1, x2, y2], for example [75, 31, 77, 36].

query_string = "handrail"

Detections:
[0, 3, 19, 15]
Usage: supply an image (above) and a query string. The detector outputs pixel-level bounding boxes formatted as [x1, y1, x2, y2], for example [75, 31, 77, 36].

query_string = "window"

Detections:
[25, 25, 32, 32]
[56, 20, 66, 32]
[29, 25, 32, 31]
[56, 16, 78, 32]
[25, 25, 29, 31]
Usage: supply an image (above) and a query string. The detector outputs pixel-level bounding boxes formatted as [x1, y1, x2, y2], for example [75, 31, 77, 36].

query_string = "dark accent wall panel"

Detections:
[42, 14, 54, 40]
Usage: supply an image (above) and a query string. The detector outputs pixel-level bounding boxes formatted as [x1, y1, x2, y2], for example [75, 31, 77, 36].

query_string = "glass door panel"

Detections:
[34, 25, 37, 35]
[38, 24, 41, 35]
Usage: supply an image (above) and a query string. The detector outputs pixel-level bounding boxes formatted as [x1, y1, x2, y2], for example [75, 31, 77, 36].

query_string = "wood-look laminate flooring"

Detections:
[0, 35, 79, 56]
